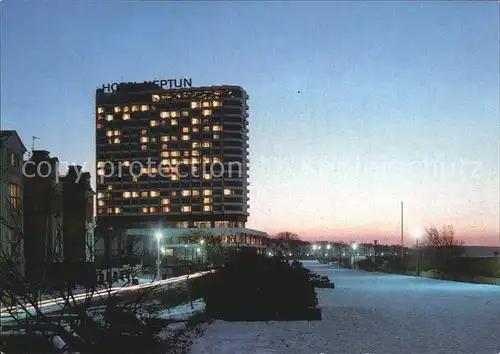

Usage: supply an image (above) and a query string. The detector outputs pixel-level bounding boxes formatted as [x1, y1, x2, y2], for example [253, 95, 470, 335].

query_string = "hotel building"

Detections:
[95, 81, 267, 263]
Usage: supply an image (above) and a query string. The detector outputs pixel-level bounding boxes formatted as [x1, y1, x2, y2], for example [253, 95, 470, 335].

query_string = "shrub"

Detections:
[202, 253, 318, 321]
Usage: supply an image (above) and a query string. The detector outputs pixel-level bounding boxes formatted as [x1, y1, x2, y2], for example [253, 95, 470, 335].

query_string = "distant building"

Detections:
[94, 81, 267, 264]
[0, 130, 27, 273]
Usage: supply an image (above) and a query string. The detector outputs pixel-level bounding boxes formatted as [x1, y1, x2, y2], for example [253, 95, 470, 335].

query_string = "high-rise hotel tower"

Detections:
[95, 79, 266, 261]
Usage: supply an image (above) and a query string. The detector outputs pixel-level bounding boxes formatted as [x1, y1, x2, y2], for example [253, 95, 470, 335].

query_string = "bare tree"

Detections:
[0, 191, 163, 353]
[422, 225, 464, 272]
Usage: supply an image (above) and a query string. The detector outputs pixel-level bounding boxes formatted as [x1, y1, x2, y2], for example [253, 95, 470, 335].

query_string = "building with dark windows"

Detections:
[0, 130, 27, 275]
[95, 81, 267, 263]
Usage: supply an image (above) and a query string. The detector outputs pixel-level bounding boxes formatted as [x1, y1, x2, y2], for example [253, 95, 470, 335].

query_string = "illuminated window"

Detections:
[192, 127, 199, 133]
[141, 168, 148, 175]
[191, 118, 200, 125]
[202, 141, 211, 148]
[141, 145, 147, 151]
[171, 111, 179, 118]
[182, 135, 190, 141]
[97, 115, 104, 121]
[133, 176, 139, 183]
[150, 207, 157, 213]
[182, 158, 190, 164]
[191, 102, 200, 109]
[113, 130, 120, 136]
[114, 106, 121, 113]
[171, 158, 178, 164]
[213, 157, 221, 163]
[142, 207, 148, 214]
[97, 107, 104, 114]
[123, 160, 130, 167]
[160, 111, 170, 119]
[213, 134, 220, 139]
[203, 205, 212, 212]
[162, 206, 170, 213]
[97, 123, 103, 129]
[152, 94, 160, 102]
[151, 137, 157, 143]
[171, 151, 180, 157]
[150, 120, 158, 127]
[162, 144, 168, 149]
[161, 136, 169, 142]
[106, 131, 113, 137]
[151, 167, 157, 174]
[203, 126, 210, 132]
[183, 151, 190, 157]
[203, 190, 212, 196]
[106, 208, 113, 214]
[97, 161, 105, 168]
[106, 115, 113, 121]
[203, 197, 211, 204]
[181, 206, 191, 212]
[161, 199, 169, 205]
[202, 101, 210, 108]
[115, 207, 121, 214]
[129, 192, 137, 198]
[202, 109, 211, 116]
[123, 192, 131, 198]
[171, 136, 178, 141]
[141, 129, 147, 135]
[192, 158, 200, 164]
[132, 105, 139, 112]
[97, 169, 105, 176]
[224, 189, 232, 196]
[113, 138, 120, 144]
[98, 200, 105, 207]
[172, 191, 178, 196]
[213, 101, 221, 107]
[192, 142, 200, 148]
[203, 174, 211, 180]
[181, 111, 189, 117]
[161, 152, 170, 158]
[202, 157, 210, 164]
[192, 150, 200, 156]
[171, 119, 178, 126]
[107, 185, 113, 191]
[140, 191, 148, 197]
[213, 125, 221, 132]
[182, 127, 190, 133]
[151, 191, 159, 197]
[123, 113, 130, 120]
[141, 105, 149, 111]
[140, 137, 149, 143]
[192, 190, 200, 196]
[171, 174, 179, 181]
[182, 190, 191, 197]
[123, 106, 130, 112]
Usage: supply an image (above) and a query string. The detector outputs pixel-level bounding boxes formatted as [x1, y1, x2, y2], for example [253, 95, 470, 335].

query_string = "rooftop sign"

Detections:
[101, 78, 192, 93]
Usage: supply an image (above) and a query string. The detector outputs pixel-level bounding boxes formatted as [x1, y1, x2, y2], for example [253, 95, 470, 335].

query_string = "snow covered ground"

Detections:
[189, 260, 500, 354]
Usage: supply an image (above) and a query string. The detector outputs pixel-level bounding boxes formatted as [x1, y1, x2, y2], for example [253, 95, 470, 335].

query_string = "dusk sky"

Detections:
[1, 2, 498, 245]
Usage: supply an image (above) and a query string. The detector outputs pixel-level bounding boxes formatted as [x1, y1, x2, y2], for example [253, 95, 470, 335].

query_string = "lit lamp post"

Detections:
[199, 239, 205, 263]
[155, 232, 163, 280]
[351, 243, 358, 269]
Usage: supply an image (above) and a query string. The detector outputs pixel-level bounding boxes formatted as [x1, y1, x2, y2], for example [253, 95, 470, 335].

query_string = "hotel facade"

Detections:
[95, 80, 267, 263]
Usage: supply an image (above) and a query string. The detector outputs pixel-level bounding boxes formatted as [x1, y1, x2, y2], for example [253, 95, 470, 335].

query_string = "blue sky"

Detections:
[1, 1, 498, 245]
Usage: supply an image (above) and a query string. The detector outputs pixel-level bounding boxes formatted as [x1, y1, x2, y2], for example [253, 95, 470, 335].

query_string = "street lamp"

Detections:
[155, 232, 163, 280]
[351, 243, 358, 269]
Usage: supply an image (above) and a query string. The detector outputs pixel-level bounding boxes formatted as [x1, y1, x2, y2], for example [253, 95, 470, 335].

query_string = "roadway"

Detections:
[189, 261, 500, 353]
[0, 271, 210, 324]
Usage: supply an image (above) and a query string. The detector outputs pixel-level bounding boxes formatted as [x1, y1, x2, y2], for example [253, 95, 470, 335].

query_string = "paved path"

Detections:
[190, 261, 500, 353]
